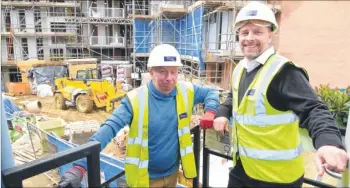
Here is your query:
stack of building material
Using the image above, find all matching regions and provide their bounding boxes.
[102,126,129,159]
[101,65,114,79]
[67,120,100,145]
[116,64,132,84]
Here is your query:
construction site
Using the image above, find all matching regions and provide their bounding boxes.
[1,0,350,187]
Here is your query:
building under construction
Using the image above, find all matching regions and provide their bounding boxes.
[1,0,281,91]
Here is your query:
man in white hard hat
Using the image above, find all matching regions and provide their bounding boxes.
[58,44,219,187]
[213,1,349,187]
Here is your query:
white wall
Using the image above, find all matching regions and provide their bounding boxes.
[220,11,233,50]
[81,1,89,13]
[43,38,50,60]
[41,8,49,33]
[83,24,89,36]
[10,10,19,32]
[97,1,105,8]
[112,0,120,8]
[1,38,8,62]
[208,13,218,50]
[27,37,38,59]
[1,11,5,31]
[25,10,35,33]
[202,16,208,50]
[13,37,22,60]
[114,25,120,38]
[98,25,106,44]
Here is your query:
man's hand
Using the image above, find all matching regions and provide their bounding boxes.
[200,110,216,129]
[57,166,85,188]
[213,117,229,136]
[315,145,349,176]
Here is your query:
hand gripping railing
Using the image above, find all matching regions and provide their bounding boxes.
[2,141,101,187]
[201,126,348,188]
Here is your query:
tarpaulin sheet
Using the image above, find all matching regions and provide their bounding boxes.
[133,7,205,69]
[27,66,67,93]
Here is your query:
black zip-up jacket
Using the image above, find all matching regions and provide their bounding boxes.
[215,62,344,149]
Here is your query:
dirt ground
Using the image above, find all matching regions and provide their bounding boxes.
[9,94,340,187]
[11,95,117,187]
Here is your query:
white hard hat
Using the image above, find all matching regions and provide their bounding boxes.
[147,44,183,68]
[234,1,278,33]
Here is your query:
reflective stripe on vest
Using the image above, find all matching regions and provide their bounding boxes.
[178,81,189,112]
[177,83,194,159]
[125,157,149,168]
[178,126,190,137]
[128,138,148,147]
[176,81,197,178]
[125,82,197,187]
[180,145,194,157]
[231,54,305,183]
[125,86,149,187]
[232,111,297,126]
[254,56,288,114]
[239,143,303,161]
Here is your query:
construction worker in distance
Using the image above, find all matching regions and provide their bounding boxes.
[213,1,349,187]
[57,44,219,188]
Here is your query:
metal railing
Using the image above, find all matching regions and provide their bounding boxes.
[1,24,77,33]
[1,0,77,3]
[89,7,125,18]
[1,52,130,63]
[125,4,151,16]
[201,127,348,187]
[99,125,200,187]
[125,1,191,17]
[90,36,125,46]
[47,11,84,17]
[1,0,79,7]
[2,141,101,187]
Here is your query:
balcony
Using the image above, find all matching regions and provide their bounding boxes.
[89,36,125,47]
[1,24,76,37]
[89,7,125,19]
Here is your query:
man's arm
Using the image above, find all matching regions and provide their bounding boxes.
[193,84,220,112]
[73,97,133,168]
[267,63,343,149]
[192,84,220,129]
[214,91,233,120]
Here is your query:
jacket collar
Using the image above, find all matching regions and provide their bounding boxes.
[147,80,177,99]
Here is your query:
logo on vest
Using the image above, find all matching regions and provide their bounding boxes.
[246,89,256,96]
[179,112,188,119]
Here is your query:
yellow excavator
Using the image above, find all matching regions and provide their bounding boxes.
[54,68,128,113]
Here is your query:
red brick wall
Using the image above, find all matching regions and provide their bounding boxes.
[277,1,350,88]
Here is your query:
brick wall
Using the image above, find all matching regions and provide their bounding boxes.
[277,1,350,88]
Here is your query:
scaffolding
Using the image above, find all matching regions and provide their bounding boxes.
[130,0,281,89]
[130,0,229,88]
[1,0,132,65]
[1,0,282,89]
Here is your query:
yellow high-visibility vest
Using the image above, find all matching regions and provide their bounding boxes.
[231,54,308,183]
[125,81,197,187]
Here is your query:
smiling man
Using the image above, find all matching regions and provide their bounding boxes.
[57,44,219,188]
[213,1,349,187]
